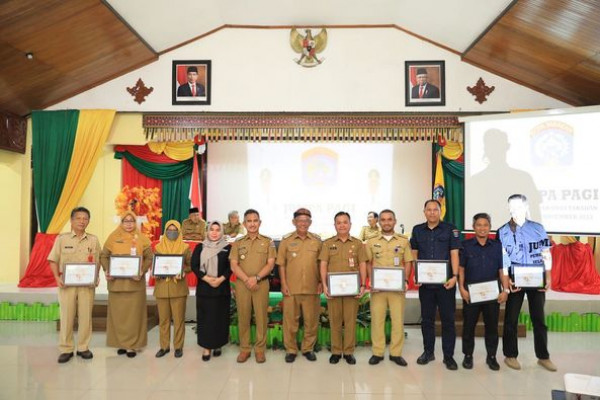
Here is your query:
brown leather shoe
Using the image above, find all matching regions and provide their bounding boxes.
[237,351,251,363]
[255,352,266,363]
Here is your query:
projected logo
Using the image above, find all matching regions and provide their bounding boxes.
[301,147,338,186]
[530,121,573,167]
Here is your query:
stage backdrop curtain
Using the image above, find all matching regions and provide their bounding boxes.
[147,141,194,161]
[435,142,464,232]
[20,110,115,288]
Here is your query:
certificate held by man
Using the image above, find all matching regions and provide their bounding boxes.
[109,255,141,278]
[467,280,501,304]
[63,262,97,287]
[327,271,360,297]
[415,260,449,284]
[372,267,405,291]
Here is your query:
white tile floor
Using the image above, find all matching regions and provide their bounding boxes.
[0,322,599,400]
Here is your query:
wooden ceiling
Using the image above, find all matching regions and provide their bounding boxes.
[463,0,600,106]
[0,0,599,117]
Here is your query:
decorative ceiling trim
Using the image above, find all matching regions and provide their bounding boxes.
[143,113,463,143]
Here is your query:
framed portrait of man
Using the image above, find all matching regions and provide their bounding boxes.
[405,60,445,107]
[172,60,211,105]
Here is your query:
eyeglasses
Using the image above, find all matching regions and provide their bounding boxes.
[122,220,136,224]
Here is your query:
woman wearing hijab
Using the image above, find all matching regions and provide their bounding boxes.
[191,221,232,361]
[153,220,192,358]
[100,211,153,358]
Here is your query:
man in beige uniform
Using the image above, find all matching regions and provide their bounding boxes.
[277,208,322,363]
[230,209,276,363]
[223,210,245,238]
[366,209,413,366]
[48,207,100,363]
[320,211,367,365]
[358,211,381,242]
[181,207,206,241]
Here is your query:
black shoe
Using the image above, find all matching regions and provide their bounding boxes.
[369,355,383,365]
[76,350,93,360]
[462,355,473,369]
[486,355,500,371]
[285,353,297,363]
[202,352,211,361]
[117,349,127,355]
[155,348,170,358]
[126,351,137,358]
[57,352,74,364]
[443,356,458,370]
[302,351,317,361]
[174,349,183,358]
[329,354,341,364]
[213,348,222,357]
[343,354,356,365]
[417,351,435,365]
[389,356,408,366]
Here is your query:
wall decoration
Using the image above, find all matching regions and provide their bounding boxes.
[467,77,495,104]
[126,78,153,104]
[290,28,327,67]
[405,61,445,107]
[172,60,211,105]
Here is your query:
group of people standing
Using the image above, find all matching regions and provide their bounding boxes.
[48,194,556,374]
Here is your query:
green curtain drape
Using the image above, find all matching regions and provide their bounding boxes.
[32,110,79,232]
[161,173,192,228]
[114,151,192,179]
[434,143,465,232]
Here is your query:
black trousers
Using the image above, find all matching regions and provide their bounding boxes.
[462,300,499,357]
[503,289,549,359]
[419,286,456,357]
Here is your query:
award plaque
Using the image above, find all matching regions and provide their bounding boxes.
[327,272,360,297]
[468,280,501,304]
[63,263,97,287]
[152,254,184,277]
[511,264,546,288]
[109,255,141,278]
[415,260,450,284]
[372,267,405,292]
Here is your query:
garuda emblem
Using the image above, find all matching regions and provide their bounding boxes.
[290,28,327,67]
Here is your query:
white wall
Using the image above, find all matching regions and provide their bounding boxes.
[50,27,568,112]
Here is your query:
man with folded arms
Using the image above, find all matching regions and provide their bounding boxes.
[230,209,276,363]
[365,209,413,366]
[277,208,322,363]
[48,207,100,363]
[458,213,509,371]
[319,211,367,365]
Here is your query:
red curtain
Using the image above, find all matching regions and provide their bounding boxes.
[551,242,600,294]
[18,233,59,287]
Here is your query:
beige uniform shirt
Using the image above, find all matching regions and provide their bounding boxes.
[48,232,101,272]
[276,232,322,294]
[359,226,381,242]
[319,235,367,273]
[181,218,206,241]
[365,233,413,267]
[223,222,244,236]
[230,234,276,276]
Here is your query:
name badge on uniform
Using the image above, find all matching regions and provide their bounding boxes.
[348,250,355,268]
[394,246,400,266]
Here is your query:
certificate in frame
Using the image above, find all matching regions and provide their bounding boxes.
[327,271,360,297]
[152,254,184,277]
[372,267,405,292]
[109,255,141,278]
[415,260,450,284]
[63,262,97,287]
[467,280,501,304]
[511,264,546,289]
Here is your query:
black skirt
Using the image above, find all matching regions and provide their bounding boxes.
[196,295,231,349]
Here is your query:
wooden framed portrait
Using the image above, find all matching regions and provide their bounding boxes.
[405,60,445,107]
[172,60,211,105]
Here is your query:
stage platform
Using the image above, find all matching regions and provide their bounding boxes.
[1,282,599,324]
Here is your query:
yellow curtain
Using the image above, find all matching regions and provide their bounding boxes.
[46,110,116,233]
[441,141,463,160]
[147,141,194,161]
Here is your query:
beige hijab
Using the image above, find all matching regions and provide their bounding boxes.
[104,210,151,255]
[155,220,188,254]
[199,221,228,277]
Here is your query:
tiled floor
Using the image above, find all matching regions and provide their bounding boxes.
[1,322,599,400]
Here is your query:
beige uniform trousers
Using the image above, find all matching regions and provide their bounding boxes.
[327,296,359,355]
[236,280,269,352]
[58,286,95,353]
[370,291,406,357]
[157,297,187,350]
[283,294,320,354]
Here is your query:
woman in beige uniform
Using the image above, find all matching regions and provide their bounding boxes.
[153,220,192,358]
[100,211,153,358]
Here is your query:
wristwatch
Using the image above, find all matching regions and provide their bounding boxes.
[503,288,510,294]
[255,275,261,282]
